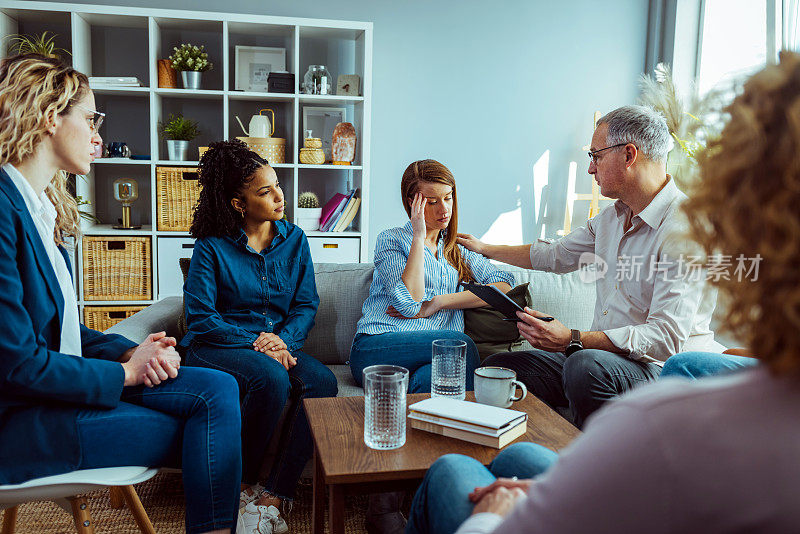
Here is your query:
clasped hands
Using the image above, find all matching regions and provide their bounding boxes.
[253,332,296,370]
[121,331,181,388]
[469,477,531,517]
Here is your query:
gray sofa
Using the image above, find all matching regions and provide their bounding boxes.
[108,263,598,397]
[107,263,597,474]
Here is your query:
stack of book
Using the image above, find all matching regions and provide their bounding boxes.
[88,76,143,88]
[408,398,527,449]
[318,188,361,232]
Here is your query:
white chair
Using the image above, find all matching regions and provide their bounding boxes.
[0,466,158,534]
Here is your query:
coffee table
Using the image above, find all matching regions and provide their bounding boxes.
[303,392,580,534]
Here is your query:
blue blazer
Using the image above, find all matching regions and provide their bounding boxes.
[0,169,137,485]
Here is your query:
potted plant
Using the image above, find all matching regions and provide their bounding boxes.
[168,43,213,90]
[5,31,70,59]
[158,114,200,161]
[296,191,322,232]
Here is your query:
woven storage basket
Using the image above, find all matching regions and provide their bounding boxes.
[84,306,145,331]
[157,166,201,231]
[236,136,286,164]
[299,148,325,164]
[82,236,152,300]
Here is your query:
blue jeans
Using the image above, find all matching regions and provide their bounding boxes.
[349,330,480,393]
[185,343,337,499]
[406,442,558,534]
[483,348,661,428]
[76,367,241,534]
[661,351,758,379]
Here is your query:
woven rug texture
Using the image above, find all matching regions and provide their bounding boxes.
[1,472,392,533]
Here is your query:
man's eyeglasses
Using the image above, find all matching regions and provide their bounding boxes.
[587,143,628,164]
[72,104,105,132]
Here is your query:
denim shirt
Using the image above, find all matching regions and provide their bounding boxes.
[356,221,515,335]
[182,220,319,352]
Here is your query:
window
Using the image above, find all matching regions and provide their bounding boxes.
[696,0,768,94]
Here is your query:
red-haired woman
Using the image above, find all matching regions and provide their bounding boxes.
[349,159,514,393]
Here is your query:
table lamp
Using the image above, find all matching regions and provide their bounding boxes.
[112,177,141,229]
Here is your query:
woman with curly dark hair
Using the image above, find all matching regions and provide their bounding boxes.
[182,139,337,534]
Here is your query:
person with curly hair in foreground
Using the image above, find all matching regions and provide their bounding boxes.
[407,52,800,534]
[181,139,337,534]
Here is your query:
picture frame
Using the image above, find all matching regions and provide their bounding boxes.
[336,74,361,96]
[234,45,286,92]
[302,106,346,162]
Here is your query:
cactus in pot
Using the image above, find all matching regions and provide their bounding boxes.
[296,191,322,232]
[298,192,320,209]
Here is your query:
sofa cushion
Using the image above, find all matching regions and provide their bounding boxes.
[500,266,596,331]
[464,283,530,360]
[303,263,374,365]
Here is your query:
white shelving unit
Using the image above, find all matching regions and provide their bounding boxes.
[0,1,372,316]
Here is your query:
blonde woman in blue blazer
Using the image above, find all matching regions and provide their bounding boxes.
[0,54,242,534]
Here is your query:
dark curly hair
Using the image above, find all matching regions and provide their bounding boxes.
[190,139,269,238]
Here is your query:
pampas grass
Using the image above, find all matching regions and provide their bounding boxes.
[639,63,730,190]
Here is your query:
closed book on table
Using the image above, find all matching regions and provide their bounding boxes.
[409,418,527,449]
[408,398,527,434]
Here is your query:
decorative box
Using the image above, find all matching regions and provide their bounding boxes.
[268,71,294,93]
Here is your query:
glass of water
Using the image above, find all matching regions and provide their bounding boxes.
[431,339,467,400]
[363,365,409,450]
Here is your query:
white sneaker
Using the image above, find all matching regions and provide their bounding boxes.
[239,501,289,534]
[239,484,265,512]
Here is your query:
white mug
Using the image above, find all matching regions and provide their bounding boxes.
[474,367,527,408]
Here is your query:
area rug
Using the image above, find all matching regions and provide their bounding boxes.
[1,472,397,533]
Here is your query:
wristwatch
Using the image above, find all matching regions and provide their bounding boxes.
[565,329,583,356]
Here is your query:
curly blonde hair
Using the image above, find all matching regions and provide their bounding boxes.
[0,54,89,244]
[683,51,800,376]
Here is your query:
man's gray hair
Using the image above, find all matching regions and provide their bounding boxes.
[596,105,673,163]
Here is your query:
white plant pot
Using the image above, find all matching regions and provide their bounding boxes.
[181,71,202,90]
[296,207,322,232]
[166,140,190,161]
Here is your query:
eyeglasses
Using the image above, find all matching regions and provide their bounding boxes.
[72,104,105,132]
[587,143,628,164]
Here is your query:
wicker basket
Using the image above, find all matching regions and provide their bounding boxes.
[84,306,145,331]
[236,136,286,164]
[82,236,152,300]
[299,148,325,164]
[157,166,201,231]
[303,137,322,149]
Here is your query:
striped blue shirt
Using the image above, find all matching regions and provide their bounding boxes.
[356,221,515,335]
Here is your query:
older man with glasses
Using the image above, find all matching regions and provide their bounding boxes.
[458,105,722,428]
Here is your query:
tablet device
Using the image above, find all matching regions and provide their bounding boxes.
[461,282,554,322]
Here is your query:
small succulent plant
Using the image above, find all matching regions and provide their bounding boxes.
[298,191,320,209]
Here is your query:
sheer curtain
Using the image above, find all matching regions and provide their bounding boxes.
[784,0,800,52]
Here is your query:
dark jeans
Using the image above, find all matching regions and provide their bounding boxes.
[76,367,241,534]
[406,442,559,534]
[185,343,337,499]
[483,348,661,428]
[349,330,480,393]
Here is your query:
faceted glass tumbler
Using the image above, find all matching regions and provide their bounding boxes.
[431,339,467,400]
[363,365,409,450]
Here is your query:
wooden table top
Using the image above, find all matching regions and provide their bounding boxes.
[304,392,580,485]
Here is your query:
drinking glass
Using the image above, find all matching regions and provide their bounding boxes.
[363,365,409,450]
[431,339,467,400]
